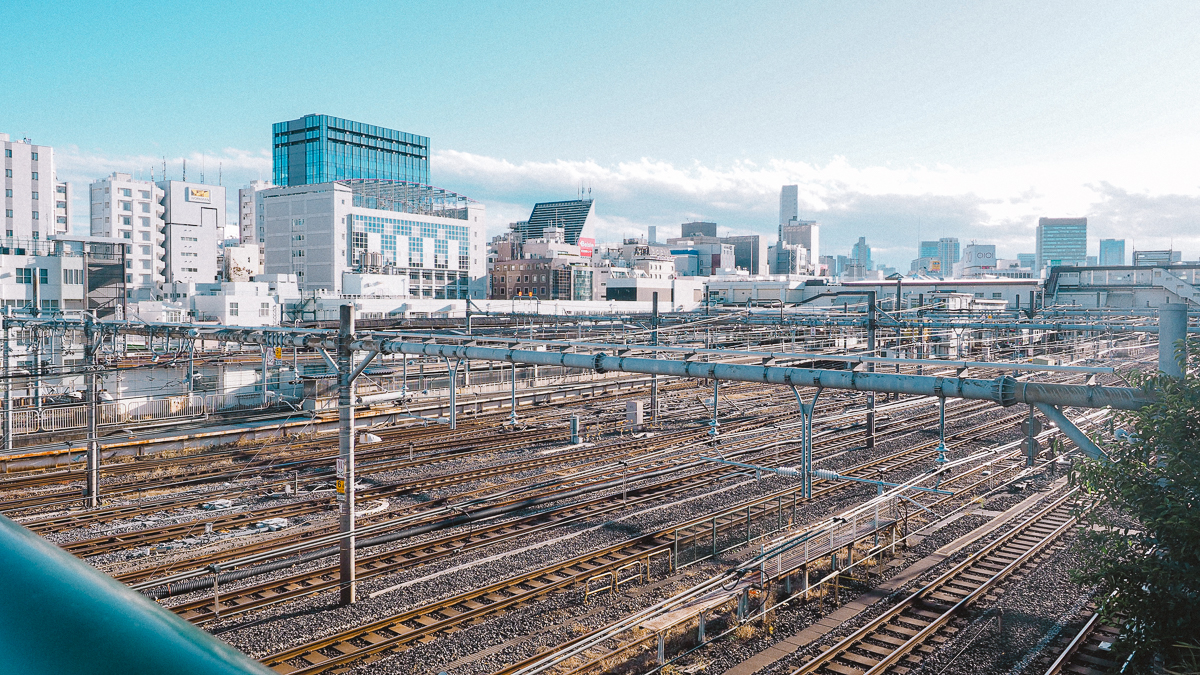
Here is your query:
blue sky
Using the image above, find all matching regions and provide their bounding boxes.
[5,1,1200,268]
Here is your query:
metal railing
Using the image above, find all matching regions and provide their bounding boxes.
[6,393,274,435]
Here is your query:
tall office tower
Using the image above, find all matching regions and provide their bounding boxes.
[647,225,657,244]
[851,236,872,270]
[779,185,799,225]
[919,240,940,259]
[936,237,960,276]
[681,221,717,238]
[1036,217,1087,271]
[272,114,429,187]
[781,220,819,260]
[157,181,225,285]
[90,173,166,301]
[3,133,71,241]
[1099,238,1126,266]
[1017,253,1036,269]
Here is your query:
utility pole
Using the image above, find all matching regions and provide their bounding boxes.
[3,313,12,453]
[337,304,357,605]
[651,292,659,424]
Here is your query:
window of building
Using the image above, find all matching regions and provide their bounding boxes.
[259,303,270,317]
[4,210,10,218]
[122,231,131,239]
[63,269,83,284]
[31,191,39,200]
[31,152,38,161]
[16,269,32,284]
[4,190,10,197]
[140,232,150,241]
[139,217,149,226]
[120,201,132,211]
[141,275,151,283]
[229,302,239,317]
[5,230,11,237]
[31,172,38,180]
[41,299,58,312]
[56,201,66,208]
[57,185,66,194]
[181,252,197,257]
[3,170,10,177]
[120,216,130,226]
[125,260,132,269]
[182,267,198,273]
[31,232,39,240]
[3,149,9,157]
[992,292,1003,299]
[56,216,66,224]
[141,260,150,269]
[140,203,149,213]
[31,211,38,220]
[39,269,48,284]
[292,250,305,257]
[140,246,151,255]
[120,188,131,197]
[181,236,197,242]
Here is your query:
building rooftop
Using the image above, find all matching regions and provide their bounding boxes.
[341,179,475,220]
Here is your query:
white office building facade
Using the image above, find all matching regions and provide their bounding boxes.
[159,181,224,286]
[4,133,71,243]
[90,173,166,300]
[259,180,486,298]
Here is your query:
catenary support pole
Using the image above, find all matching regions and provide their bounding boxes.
[445,357,459,430]
[85,317,100,508]
[866,291,876,448]
[790,386,822,499]
[3,315,11,453]
[710,378,720,436]
[651,291,659,424]
[260,344,269,408]
[510,361,518,425]
[337,304,357,605]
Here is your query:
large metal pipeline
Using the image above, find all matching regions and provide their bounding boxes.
[337,339,1152,411]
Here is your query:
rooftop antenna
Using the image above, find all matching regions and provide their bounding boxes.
[163,157,167,181]
[218,162,222,186]
[200,154,205,183]
[182,159,187,181]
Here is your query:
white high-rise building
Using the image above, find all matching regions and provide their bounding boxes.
[3,133,71,242]
[238,180,272,245]
[238,180,272,275]
[90,172,166,301]
[158,181,224,286]
[779,185,799,225]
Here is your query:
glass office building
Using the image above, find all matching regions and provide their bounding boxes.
[272,114,429,187]
[1099,238,1126,266]
[1036,217,1088,271]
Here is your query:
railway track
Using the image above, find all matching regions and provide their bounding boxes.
[127,395,1008,591]
[791,489,1081,675]
[1042,606,1123,675]
[242,410,1031,673]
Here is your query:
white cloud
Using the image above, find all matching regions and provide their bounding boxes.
[435,147,1200,266]
[53,143,1200,266]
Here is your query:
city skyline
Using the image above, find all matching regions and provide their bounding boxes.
[6,2,1200,268]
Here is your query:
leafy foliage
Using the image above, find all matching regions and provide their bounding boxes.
[1073,339,1200,671]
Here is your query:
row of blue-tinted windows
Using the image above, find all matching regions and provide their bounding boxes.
[352,215,467,241]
